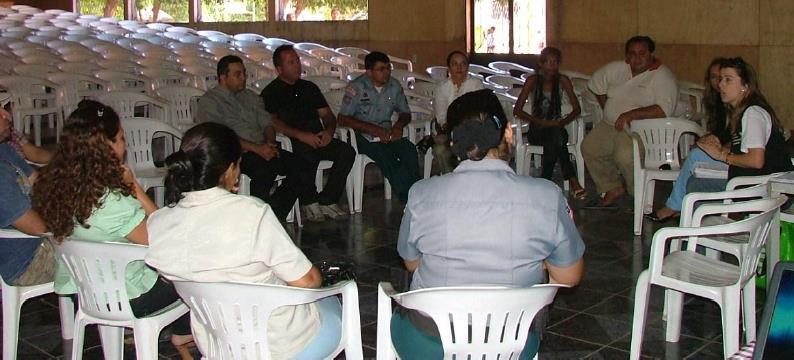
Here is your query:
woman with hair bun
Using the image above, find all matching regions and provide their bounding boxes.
[145,122,342,359]
[32,100,193,358]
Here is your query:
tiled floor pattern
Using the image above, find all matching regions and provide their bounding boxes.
[1,180,756,359]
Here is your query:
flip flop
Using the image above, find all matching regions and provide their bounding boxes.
[571,188,587,200]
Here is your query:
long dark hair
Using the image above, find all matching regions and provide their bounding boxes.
[532,47,562,120]
[32,100,130,241]
[703,57,729,143]
[720,57,783,132]
[164,122,242,206]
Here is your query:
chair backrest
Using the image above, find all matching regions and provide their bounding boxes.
[55,239,147,321]
[99,91,167,120]
[122,117,182,171]
[173,280,358,359]
[630,118,705,170]
[680,183,771,227]
[305,75,348,92]
[384,283,564,358]
[425,65,448,81]
[156,85,205,128]
[489,61,534,78]
[679,196,785,286]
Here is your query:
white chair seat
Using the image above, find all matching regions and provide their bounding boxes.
[661,251,739,287]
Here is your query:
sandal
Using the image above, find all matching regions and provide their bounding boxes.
[571,188,587,200]
[581,198,619,210]
[644,211,680,223]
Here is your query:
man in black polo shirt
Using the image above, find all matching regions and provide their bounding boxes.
[261,45,355,221]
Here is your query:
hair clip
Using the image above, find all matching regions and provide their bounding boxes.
[490,115,503,129]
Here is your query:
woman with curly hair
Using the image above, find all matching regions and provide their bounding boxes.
[31,100,193,359]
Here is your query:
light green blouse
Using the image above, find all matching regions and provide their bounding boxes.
[54,190,158,299]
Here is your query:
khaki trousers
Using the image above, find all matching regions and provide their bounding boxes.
[581,121,636,195]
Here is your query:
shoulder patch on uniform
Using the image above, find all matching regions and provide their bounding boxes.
[345,84,357,97]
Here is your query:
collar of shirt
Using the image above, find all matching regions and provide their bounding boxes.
[177,187,233,207]
[454,158,515,174]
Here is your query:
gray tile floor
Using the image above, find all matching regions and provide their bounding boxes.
[2,178,754,359]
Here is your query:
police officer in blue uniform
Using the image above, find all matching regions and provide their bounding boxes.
[338,51,420,202]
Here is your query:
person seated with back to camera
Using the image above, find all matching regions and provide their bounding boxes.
[145,122,343,359]
[393,89,585,359]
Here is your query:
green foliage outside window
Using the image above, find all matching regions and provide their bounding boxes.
[78,0,124,18]
[201,0,268,22]
[135,0,190,22]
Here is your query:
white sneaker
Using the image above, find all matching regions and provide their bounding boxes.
[303,203,325,222]
[319,204,349,220]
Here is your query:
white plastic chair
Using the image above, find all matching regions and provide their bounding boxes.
[55,239,189,360]
[630,196,785,359]
[232,33,266,42]
[139,68,192,89]
[485,74,524,91]
[155,85,205,130]
[376,282,565,360]
[305,75,348,92]
[47,72,110,116]
[631,118,705,235]
[0,230,74,360]
[174,280,363,360]
[122,118,183,207]
[98,91,168,121]
[425,65,448,81]
[336,46,369,60]
[0,75,64,145]
[294,41,328,52]
[489,61,535,78]
[469,63,507,79]
[95,70,152,93]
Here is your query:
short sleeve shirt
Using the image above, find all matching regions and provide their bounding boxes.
[339,74,410,132]
[0,143,42,283]
[397,159,585,290]
[588,61,678,126]
[196,86,273,144]
[54,190,156,299]
[261,78,328,134]
[145,187,318,359]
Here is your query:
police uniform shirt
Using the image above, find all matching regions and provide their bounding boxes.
[339,74,410,140]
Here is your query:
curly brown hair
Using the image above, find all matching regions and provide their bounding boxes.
[32,100,132,241]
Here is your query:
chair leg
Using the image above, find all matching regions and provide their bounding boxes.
[742,281,757,343]
[98,325,124,360]
[132,323,161,360]
[384,178,391,200]
[353,158,364,213]
[346,173,355,214]
[630,271,651,360]
[58,295,75,340]
[633,177,645,235]
[423,152,432,179]
[664,289,684,342]
[70,317,88,360]
[721,295,741,357]
[2,286,21,360]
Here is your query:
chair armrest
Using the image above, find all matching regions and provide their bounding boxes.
[681,184,769,227]
[0,229,41,239]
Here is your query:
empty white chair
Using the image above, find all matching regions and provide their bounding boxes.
[13,63,59,77]
[233,33,266,42]
[56,239,189,360]
[376,282,565,360]
[294,41,328,52]
[631,118,705,235]
[98,91,167,120]
[95,70,152,93]
[156,85,205,130]
[485,74,524,91]
[0,75,64,145]
[489,61,535,78]
[174,280,363,360]
[469,63,507,78]
[0,229,74,360]
[425,65,448,81]
[630,196,785,359]
[139,68,192,89]
[47,72,110,116]
[121,118,183,206]
[304,75,348,92]
[336,46,369,60]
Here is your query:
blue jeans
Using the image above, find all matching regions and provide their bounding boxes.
[665,148,725,211]
[293,297,343,359]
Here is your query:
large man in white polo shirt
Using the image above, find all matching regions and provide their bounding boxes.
[581,36,678,208]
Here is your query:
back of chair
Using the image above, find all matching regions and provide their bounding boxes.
[99,91,166,120]
[174,280,358,359]
[393,284,564,358]
[689,196,785,286]
[55,239,147,321]
[122,117,182,171]
[631,118,704,170]
[156,85,204,128]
